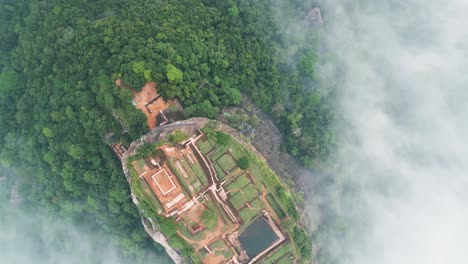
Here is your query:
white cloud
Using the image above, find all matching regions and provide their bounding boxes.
[310,1,468,263]
[0,201,131,264]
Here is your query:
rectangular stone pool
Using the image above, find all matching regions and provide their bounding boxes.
[238,217,279,258]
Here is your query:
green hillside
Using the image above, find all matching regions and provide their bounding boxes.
[0,0,332,262]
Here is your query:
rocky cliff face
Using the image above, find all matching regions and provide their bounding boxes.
[119,118,210,264]
[117,117,310,263]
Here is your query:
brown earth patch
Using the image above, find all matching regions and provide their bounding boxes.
[115,80,170,129]
[133,82,159,129]
[182,202,206,225]
[203,253,226,264]
[137,162,188,215]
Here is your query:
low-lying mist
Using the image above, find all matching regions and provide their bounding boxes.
[302,0,468,263]
[0,172,137,264]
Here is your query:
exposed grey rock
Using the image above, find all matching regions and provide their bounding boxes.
[306,7,323,26]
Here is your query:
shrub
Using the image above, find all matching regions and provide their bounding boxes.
[168,130,187,143]
[201,208,217,229]
[215,132,230,147]
[238,157,250,170]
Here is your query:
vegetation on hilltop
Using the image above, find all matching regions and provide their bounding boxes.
[127,125,312,263]
[0,0,333,262]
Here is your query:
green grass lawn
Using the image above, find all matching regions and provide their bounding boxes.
[226,139,245,160]
[213,163,227,179]
[198,249,208,262]
[191,180,202,193]
[196,140,213,155]
[229,192,246,210]
[180,159,196,179]
[202,130,306,262]
[242,184,259,202]
[239,207,261,224]
[134,159,146,171]
[247,162,265,187]
[221,248,234,259]
[235,173,251,188]
[209,239,225,250]
[177,220,206,242]
[249,197,265,209]
[210,148,225,160]
[217,154,237,171]
[225,179,242,192]
[167,158,194,196]
[178,160,203,193]
[138,178,164,213]
[261,243,292,264]
[278,254,294,264]
[168,104,180,113]
[209,239,234,259]
[191,163,208,185]
[206,195,234,232]
[266,194,286,218]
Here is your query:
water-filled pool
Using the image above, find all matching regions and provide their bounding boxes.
[238,217,279,258]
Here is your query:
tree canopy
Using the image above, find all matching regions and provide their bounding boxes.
[0,0,334,262]
[201,208,217,229]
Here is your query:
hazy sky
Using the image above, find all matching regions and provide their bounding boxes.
[311,1,468,263]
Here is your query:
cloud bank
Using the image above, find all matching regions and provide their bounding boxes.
[304,1,468,263]
[0,175,139,264]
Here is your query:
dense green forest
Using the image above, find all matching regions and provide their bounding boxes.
[0,0,335,262]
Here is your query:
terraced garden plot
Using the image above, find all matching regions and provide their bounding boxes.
[133,159,146,172]
[176,159,203,193]
[227,168,244,179]
[247,162,265,185]
[261,243,292,264]
[266,194,286,218]
[218,204,233,226]
[196,139,213,155]
[125,128,311,264]
[138,177,164,213]
[216,154,237,172]
[214,163,227,179]
[234,173,251,188]
[179,159,195,178]
[166,158,193,196]
[243,184,260,202]
[210,148,225,160]
[224,139,245,160]
[277,253,295,264]
[209,239,234,259]
[177,194,233,252]
[239,207,261,225]
[229,192,246,210]
[198,249,208,262]
[225,178,242,191]
[190,163,208,185]
[249,197,265,209]
[206,195,233,232]
[191,181,202,193]
[177,220,205,243]
[248,170,265,190]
